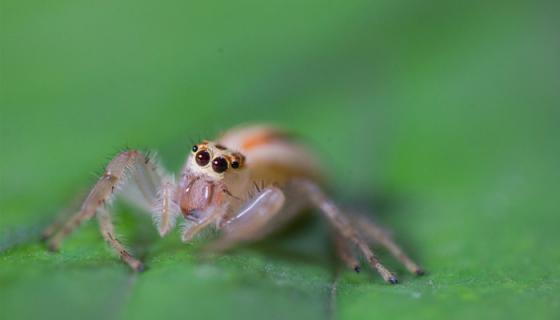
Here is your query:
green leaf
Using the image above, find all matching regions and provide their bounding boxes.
[1,1,559,319]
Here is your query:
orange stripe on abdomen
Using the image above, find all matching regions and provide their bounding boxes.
[240,131,287,150]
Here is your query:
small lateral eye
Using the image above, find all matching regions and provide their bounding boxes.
[195,150,210,166]
[231,160,240,169]
[212,157,228,173]
[192,145,198,152]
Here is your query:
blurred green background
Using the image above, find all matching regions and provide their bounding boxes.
[1,0,559,319]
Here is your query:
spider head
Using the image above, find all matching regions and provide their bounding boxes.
[178,141,247,216]
[187,141,246,180]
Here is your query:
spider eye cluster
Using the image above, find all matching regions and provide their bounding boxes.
[192,144,243,173]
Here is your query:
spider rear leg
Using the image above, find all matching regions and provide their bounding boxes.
[332,231,361,273]
[353,215,424,276]
[290,179,398,284]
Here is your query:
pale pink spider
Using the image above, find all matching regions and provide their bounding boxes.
[42,124,424,284]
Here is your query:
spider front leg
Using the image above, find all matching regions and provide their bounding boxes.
[290,179,399,284]
[41,190,88,241]
[97,206,143,271]
[153,179,180,237]
[43,150,166,271]
[181,205,229,242]
[205,186,286,252]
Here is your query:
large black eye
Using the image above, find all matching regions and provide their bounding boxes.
[212,157,228,173]
[195,150,210,166]
[192,145,198,152]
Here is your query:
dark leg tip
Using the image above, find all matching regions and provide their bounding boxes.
[353,265,361,273]
[135,263,146,273]
[46,243,59,252]
[415,269,425,276]
[388,276,399,284]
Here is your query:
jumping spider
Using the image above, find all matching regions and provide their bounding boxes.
[42,124,424,284]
